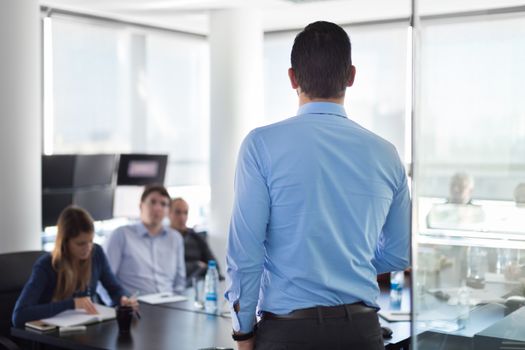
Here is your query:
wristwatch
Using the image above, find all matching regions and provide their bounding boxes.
[231,330,255,341]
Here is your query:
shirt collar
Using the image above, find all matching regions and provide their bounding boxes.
[296,102,347,119]
[136,222,167,237]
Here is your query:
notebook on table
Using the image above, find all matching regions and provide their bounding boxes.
[38,304,116,328]
[25,320,57,332]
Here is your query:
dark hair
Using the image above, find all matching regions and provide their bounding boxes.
[140,184,170,202]
[52,206,94,300]
[291,21,352,99]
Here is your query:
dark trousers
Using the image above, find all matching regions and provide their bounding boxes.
[254,308,385,350]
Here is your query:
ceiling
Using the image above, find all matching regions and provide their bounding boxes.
[39,0,525,35]
[38,0,410,34]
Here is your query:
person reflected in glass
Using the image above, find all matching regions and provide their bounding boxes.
[427,172,485,230]
[514,183,525,208]
[168,197,222,286]
[12,206,137,328]
[104,184,186,295]
[500,183,525,281]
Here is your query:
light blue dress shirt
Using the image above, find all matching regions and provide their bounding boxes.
[104,222,186,295]
[225,102,410,333]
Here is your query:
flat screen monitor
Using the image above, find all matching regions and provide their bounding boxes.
[42,188,115,228]
[42,154,117,189]
[74,188,114,222]
[42,192,73,228]
[117,154,168,186]
[42,155,75,189]
[74,154,116,187]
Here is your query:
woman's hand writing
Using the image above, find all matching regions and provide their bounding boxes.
[74,297,98,314]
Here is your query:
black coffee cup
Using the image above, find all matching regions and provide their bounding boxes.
[116,305,134,333]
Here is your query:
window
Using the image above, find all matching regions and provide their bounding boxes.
[344,24,409,163]
[418,14,525,200]
[413,8,525,349]
[51,17,131,154]
[47,15,210,187]
[145,33,209,186]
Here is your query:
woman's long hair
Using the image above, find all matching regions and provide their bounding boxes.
[51,206,94,301]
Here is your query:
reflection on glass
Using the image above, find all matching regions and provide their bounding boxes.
[415,245,525,341]
[417,12,525,201]
[515,183,525,207]
[466,246,486,289]
[426,173,485,231]
[413,3,525,349]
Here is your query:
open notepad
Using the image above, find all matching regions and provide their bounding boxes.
[40,304,116,328]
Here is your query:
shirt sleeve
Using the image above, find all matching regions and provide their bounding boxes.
[104,228,124,275]
[12,260,74,328]
[225,132,270,334]
[372,159,411,274]
[173,233,187,294]
[96,245,127,305]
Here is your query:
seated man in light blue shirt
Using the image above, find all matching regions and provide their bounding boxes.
[104,184,186,295]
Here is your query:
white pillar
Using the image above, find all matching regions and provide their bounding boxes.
[208,8,264,267]
[129,34,148,151]
[0,0,42,253]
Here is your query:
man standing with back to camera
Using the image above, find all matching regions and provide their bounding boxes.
[226,21,410,350]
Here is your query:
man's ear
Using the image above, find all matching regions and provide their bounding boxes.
[347,65,356,87]
[288,67,299,89]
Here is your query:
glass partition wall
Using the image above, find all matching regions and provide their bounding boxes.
[412,2,525,349]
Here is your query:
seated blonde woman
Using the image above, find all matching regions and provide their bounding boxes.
[12,206,137,327]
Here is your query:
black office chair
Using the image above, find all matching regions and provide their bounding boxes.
[0,250,46,350]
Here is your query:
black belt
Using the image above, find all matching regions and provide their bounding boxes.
[261,303,375,321]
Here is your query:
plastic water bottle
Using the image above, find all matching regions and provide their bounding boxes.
[390,271,404,309]
[204,260,219,314]
[456,284,470,330]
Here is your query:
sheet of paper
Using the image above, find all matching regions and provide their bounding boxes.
[137,292,187,304]
[42,310,97,327]
[93,304,116,321]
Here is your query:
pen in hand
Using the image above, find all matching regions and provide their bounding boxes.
[129,291,141,320]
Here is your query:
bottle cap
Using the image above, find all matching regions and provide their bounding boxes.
[208,260,217,267]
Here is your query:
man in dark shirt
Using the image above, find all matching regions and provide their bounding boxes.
[169,197,221,284]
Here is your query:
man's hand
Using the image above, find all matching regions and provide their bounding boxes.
[74,297,98,314]
[236,337,255,350]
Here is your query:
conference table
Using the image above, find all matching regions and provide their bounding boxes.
[11,289,412,350]
[12,303,236,350]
